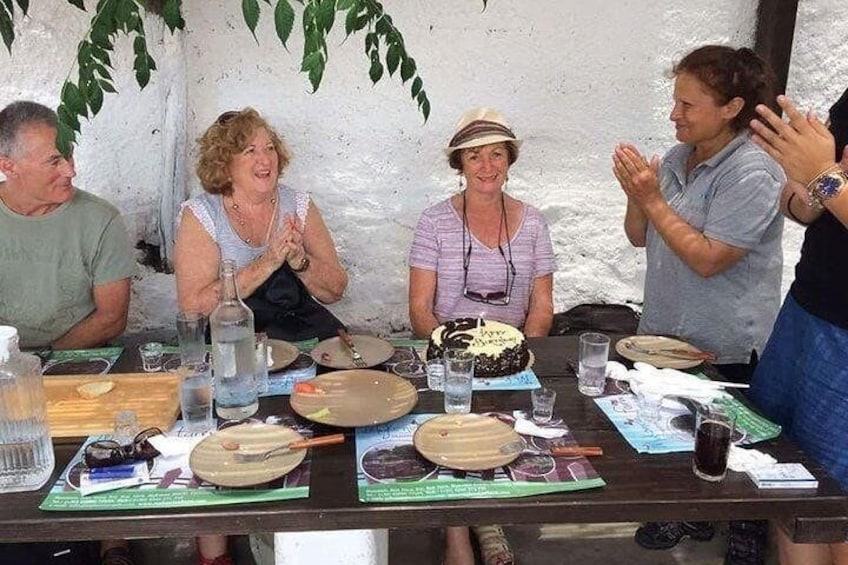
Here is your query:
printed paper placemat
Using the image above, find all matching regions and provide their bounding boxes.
[40,419,312,512]
[595,380,781,455]
[356,412,604,503]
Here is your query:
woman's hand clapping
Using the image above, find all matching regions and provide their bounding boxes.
[265,214,307,271]
[613,143,662,207]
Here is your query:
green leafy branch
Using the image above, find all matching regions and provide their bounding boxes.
[54,0,184,155]
[1,0,487,155]
[241,0,431,119]
[0,0,30,53]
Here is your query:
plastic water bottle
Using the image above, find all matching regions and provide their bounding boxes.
[0,326,55,492]
[210,260,258,420]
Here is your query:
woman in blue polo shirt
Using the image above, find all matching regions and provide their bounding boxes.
[612,45,785,563]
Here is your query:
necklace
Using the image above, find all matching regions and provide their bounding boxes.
[227,195,277,245]
[461,191,508,248]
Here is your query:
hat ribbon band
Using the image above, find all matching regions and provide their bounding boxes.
[449,120,516,148]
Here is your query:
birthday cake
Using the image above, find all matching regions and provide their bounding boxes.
[427,318,529,378]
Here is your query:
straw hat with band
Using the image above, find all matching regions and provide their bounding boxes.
[444,108,523,157]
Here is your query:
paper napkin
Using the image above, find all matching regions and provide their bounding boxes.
[512,412,567,438]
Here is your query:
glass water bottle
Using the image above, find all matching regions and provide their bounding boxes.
[209,260,258,420]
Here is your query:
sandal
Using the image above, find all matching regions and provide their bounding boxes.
[101,546,135,565]
[473,525,515,565]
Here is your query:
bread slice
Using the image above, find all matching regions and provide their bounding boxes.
[76,380,115,399]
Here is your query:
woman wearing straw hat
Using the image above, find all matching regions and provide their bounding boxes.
[408,108,556,565]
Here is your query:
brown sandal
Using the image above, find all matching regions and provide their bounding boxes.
[473,525,515,565]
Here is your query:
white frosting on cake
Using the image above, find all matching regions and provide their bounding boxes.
[431,319,524,356]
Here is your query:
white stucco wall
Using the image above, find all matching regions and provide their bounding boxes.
[1,1,845,335]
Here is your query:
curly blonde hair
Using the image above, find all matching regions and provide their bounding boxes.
[196,107,291,195]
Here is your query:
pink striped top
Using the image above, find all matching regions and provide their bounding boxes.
[409,198,556,329]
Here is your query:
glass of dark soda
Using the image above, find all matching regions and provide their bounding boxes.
[693,404,736,482]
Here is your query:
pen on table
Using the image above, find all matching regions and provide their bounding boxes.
[88,465,138,479]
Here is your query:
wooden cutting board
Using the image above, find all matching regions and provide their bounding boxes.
[44,373,181,437]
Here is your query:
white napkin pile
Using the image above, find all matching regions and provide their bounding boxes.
[727,445,777,472]
[511,410,566,439]
[147,434,206,458]
[606,361,730,404]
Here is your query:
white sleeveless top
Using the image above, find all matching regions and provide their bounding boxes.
[178,183,310,269]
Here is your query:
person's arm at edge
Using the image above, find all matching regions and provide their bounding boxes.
[409,267,439,338]
[751,97,848,228]
[52,278,130,349]
[523,273,553,337]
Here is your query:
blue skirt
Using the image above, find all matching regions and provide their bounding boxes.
[749,294,848,490]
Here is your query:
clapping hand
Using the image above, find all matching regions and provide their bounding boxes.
[612,143,662,206]
[750,96,838,185]
[266,214,306,269]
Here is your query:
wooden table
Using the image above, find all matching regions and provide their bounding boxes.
[1,336,845,544]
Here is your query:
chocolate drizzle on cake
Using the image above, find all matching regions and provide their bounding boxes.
[427,318,529,379]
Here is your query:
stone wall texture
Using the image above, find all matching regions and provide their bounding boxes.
[1,0,845,335]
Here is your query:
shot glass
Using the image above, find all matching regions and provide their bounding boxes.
[178,362,214,434]
[635,387,664,426]
[176,311,207,366]
[254,332,269,396]
[443,349,474,414]
[531,387,557,423]
[139,342,164,372]
[577,332,610,397]
[426,359,445,391]
[113,410,139,444]
[693,404,736,482]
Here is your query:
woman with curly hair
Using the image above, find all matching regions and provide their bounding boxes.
[174,107,348,564]
[175,107,347,344]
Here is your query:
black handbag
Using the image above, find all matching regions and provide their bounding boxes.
[244,263,345,341]
[550,303,640,336]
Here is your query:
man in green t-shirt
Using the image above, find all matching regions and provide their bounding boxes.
[0,100,135,349]
[0,102,137,563]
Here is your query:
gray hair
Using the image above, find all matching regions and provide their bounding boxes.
[0,101,59,158]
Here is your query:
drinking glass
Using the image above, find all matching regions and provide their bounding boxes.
[635,387,664,426]
[176,311,207,366]
[531,387,557,423]
[443,349,474,414]
[139,342,164,372]
[113,410,139,444]
[178,362,214,434]
[426,359,445,391]
[254,332,269,396]
[693,404,736,482]
[577,332,609,396]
